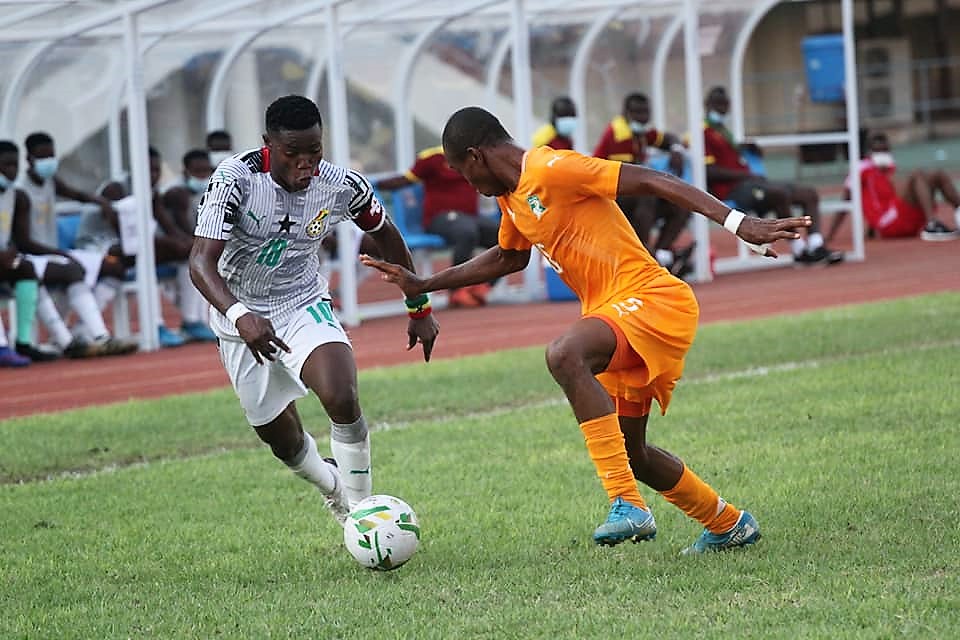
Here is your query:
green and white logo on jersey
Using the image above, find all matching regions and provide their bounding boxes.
[527,194,547,219]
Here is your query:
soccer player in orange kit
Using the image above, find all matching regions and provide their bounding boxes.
[362,107,810,553]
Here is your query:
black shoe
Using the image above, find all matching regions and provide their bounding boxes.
[15,342,61,362]
[63,339,95,359]
[797,246,844,265]
[920,220,958,242]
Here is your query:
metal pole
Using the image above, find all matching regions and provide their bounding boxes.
[729,0,779,141]
[510,0,542,300]
[841,0,864,262]
[325,1,360,327]
[682,0,712,283]
[122,8,160,351]
[652,14,683,132]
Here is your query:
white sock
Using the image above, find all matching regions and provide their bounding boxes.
[807,232,824,251]
[68,282,109,341]
[94,279,119,310]
[655,249,674,267]
[285,431,337,494]
[791,237,807,256]
[330,416,371,506]
[176,264,206,324]
[36,287,74,348]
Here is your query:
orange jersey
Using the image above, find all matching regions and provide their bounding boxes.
[496,146,662,314]
[496,147,699,414]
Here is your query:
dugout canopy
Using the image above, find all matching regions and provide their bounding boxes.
[0,0,863,349]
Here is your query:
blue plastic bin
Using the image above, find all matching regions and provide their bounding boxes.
[802,34,845,103]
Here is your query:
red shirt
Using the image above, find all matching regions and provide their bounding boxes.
[592,116,665,164]
[532,123,573,150]
[703,123,749,200]
[405,147,478,227]
[848,159,899,231]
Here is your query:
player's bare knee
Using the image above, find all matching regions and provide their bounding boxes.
[317,383,360,424]
[544,339,580,384]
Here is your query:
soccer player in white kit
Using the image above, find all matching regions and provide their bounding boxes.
[189,95,440,524]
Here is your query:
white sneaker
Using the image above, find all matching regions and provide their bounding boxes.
[322,457,350,525]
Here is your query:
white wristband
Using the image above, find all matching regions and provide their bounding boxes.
[225,302,251,327]
[670,142,686,155]
[723,209,746,234]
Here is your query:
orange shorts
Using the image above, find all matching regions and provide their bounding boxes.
[586,275,699,416]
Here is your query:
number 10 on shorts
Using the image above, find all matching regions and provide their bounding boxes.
[305,300,338,328]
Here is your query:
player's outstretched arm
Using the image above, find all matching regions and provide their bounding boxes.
[189,237,289,364]
[361,245,529,298]
[616,163,811,257]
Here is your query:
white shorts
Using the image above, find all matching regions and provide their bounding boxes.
[213,298,352,427]
[25,249,104,288]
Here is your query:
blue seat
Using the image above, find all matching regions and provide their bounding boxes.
[645,153,693,184]
[377,183,446,250]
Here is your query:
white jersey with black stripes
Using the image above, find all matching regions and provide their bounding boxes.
[194,147,385,327]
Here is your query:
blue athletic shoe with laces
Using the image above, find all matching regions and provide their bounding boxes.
[158,325,186,348]
[593,497,657,546]
[682,510,761,555]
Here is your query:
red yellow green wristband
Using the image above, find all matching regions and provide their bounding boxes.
[405,294,431,318]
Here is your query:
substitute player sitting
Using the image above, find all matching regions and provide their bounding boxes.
[363,107,808,553]
[190,95,439,525]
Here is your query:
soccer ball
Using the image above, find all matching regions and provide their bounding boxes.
[343,494,420,570]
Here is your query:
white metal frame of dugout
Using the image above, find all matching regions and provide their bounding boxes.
[0,0,863,351]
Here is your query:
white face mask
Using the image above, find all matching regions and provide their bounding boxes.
[0,174,11,190]
[33,157,59,179]
[554,116,578,138]
[707,110,727,125]
[209,151,232,166]
[870,151,894,168]
[629,120,649,135]
[186,175,210,194]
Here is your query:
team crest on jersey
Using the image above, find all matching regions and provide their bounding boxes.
[527,195,547,219]
[306,209,330,237]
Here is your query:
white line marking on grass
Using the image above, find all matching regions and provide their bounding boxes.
[12,339,958,485]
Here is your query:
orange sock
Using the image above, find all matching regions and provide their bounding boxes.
[580,414,647,508]
[659,464,740,533]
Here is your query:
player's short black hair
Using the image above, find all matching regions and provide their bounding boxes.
[25,131,53,154]
[182,148,210,167]
[441,107,512,162]
[265,95,322,134]
[149,146,161,159]
[205,130,232,146]
[624,92,649,109]
[0,140,18,155]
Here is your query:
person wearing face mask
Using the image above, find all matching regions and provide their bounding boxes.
[206,130,234,168]
[702,86,843,264]
[532,96,578,150]
[830,131,958,242]
[162,149,217,341]
[2,139,135,359]
[593,93,691,275]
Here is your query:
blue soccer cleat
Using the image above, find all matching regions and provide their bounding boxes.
[593,497,657,546]
[682,510,761,555]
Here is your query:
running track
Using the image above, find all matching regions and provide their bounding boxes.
[1,235,957,419]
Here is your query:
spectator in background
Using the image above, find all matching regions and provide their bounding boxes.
[206,130,234,167]
[594,93,691,275]
[830,131,958,243]
[532,96,578,150]
[376,147,498,308]
[1,140,134,359]
[162,149,217,341]
[702,86,843,264]
[19,132,135,355]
